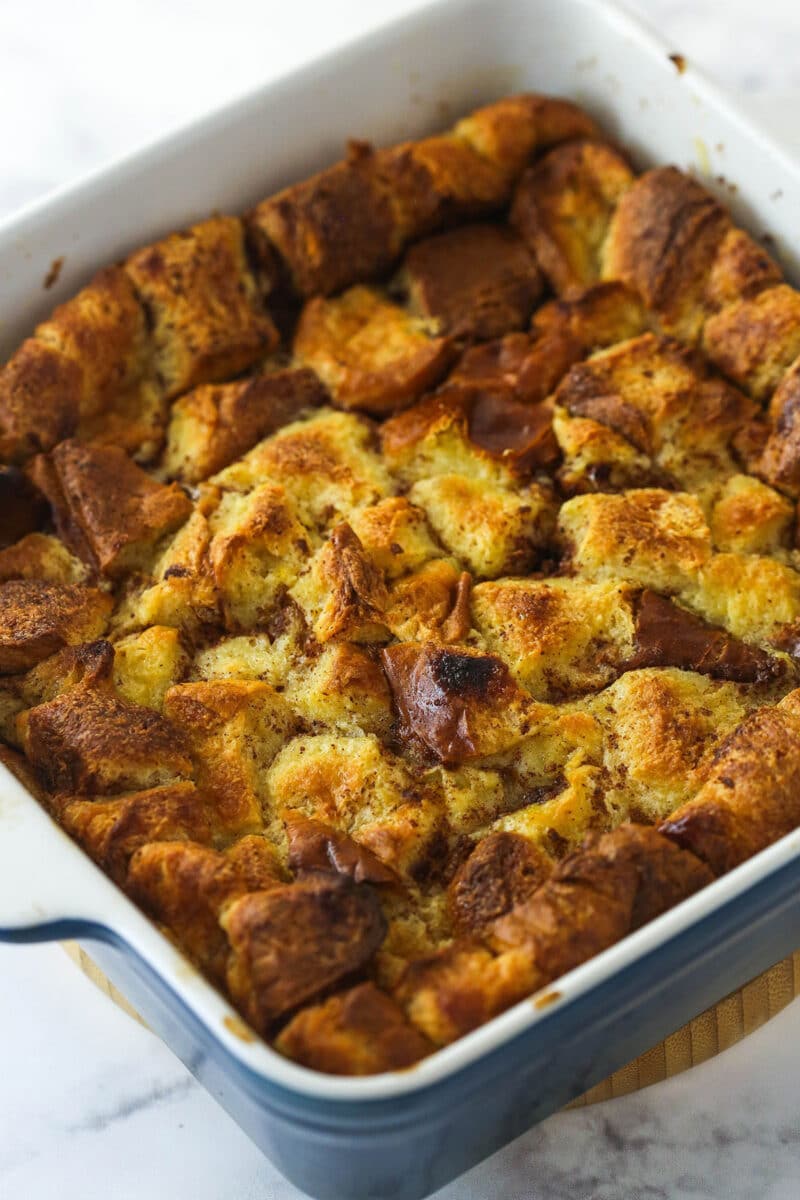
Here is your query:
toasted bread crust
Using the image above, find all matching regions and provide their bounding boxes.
[249,96,596,300]
[402,223,543,340]
[448,832,551,937]
[21,687,192,794]
[31,440,191,577]
[223,878,387,1033]
[126,217,278,397]
[294,286,453,415]
[511,140,634,297]
[276,982,432,1074]
[603,167,731,341]
[488,824,712,978]
[59,782,211,882]
[0,579,111,673]
[163,367,326,483]
[660,697,800,873]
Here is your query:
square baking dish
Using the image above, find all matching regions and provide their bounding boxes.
[3,1,800,1196]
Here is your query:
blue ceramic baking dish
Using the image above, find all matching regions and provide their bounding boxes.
[3,1,800,1195]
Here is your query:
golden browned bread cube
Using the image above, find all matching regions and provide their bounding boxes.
[0,533,88,587]
[215,408,392,533]
[703,284,800,401]
[472,576,636,700]
[293,286,452,415]
[207,482,311,630]
[164,680,297,836]
[394,941,537,1045]
[31,440,192,578]
[684,551,800,646]
[58,781,212,882]
[559,489,713,591]
[384,560,473,644]
[222,877,387,1033]
[112,626,189,710]
[275,982,433,1074]
[709,473,794,552]
[553,408,657,496]
[17,638,115,708]
[348,497,440,581]
[454,94,600,180]
[587,668,752,823]
[380,385,558,487]
[553,333,755,492]
[126,217,278,397]
[372,133,508,244]
[113,508,219,635]
[1,267,152,458]
[161,366,326,484]
[401,223,542,340]
[660,694,800,873]
[268,732,444,881]
[602,167,731,341]
[20,686,192,794]
[284,641,394,737]
[35,267,151,415]
[704,227,782,312]
[31,266,164,456]
[128,835,285,979]
[248,141,401,299]
[410,473,554,579]
[511,139,634,297]
[0,579,112,673]
[0,339,81,461]
[291,523,389,644]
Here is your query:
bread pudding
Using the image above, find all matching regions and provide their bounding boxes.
[3,92,800,1075]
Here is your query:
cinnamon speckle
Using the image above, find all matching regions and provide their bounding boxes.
[43,256,65,290]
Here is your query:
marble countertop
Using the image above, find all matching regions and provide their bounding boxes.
[1,2,800,1198]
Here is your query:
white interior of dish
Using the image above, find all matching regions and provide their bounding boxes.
[2,0,800,1100]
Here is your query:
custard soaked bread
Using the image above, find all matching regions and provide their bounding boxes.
[4,93,800,1075]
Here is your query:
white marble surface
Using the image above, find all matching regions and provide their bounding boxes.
[2,1,800,1197]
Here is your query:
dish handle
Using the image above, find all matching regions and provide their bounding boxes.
[0,763,110,941]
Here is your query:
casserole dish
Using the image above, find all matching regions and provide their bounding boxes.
[3,0,800,1195]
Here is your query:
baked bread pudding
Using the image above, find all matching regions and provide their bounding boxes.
[3,92,800,1075]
